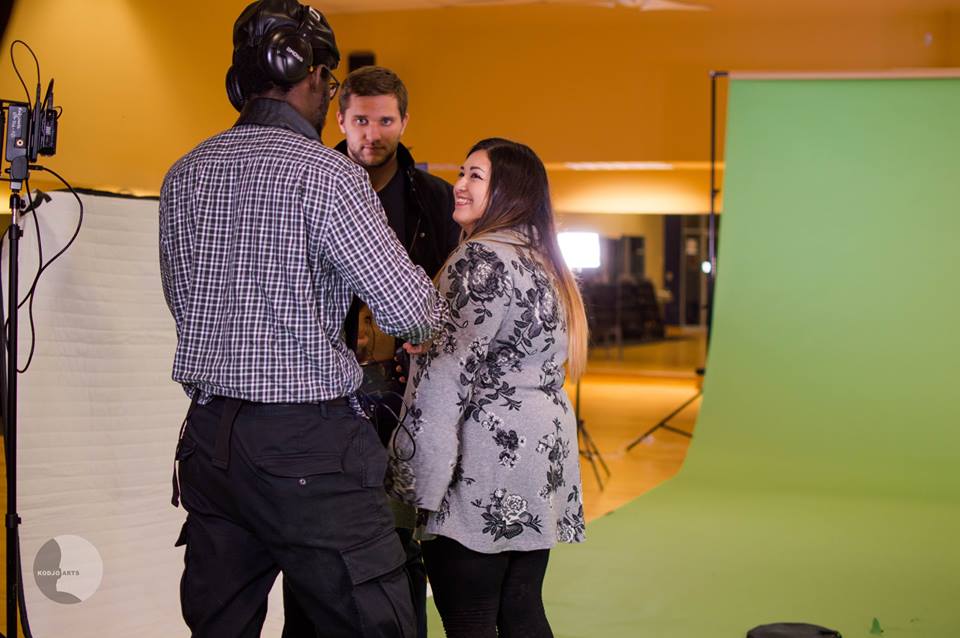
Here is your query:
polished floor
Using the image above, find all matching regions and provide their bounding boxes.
[574,374,701,522]
[575,328,705,521]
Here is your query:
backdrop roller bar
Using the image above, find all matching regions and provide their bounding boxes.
[626,70,727,451]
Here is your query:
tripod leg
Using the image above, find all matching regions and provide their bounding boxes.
[579,420,610,476]
[661,424,694,438]
[573,379,611,488]
[626,421,661,452]
[625,390,702,452]
[578,422,605,491]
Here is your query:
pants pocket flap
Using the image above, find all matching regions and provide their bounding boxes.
[174,521,189,547]
[341,532,406,586]
[175,435,197,461]
[253,453,342,477]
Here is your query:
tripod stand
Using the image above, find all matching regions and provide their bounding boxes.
[625,382,700,451]
[627,71,726,455]
[575,378,610,490]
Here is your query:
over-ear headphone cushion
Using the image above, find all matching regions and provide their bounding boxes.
[228,0,340,108]
[225,66,245,111]
[261,26,313,85]
[233,0,339,68]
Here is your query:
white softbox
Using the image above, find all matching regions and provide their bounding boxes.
[5,191,286,637]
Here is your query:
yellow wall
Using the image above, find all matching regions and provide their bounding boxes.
[950,10,960,65]
[0,1,241,194]
[330,7,949,164]
[329,5,947,215]
[0,1,954,206]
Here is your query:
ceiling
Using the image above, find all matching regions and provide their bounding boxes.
[318,0,960,16]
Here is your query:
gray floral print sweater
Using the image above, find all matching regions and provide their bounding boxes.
[387,230,585,553]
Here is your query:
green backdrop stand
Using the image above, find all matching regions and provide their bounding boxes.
[430,74,960,637]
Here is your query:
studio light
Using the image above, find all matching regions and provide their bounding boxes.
[558,231,601,270]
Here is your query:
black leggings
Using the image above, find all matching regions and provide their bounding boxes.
[422,535,553,638]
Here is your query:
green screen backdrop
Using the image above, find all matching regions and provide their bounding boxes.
[430,76,960,637]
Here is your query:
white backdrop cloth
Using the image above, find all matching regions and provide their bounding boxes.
[6,191,286,637]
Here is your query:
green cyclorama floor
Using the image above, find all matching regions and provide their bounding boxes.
[428,486,960,637]
[549,487,958,637]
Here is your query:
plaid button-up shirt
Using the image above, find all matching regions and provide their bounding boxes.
[159,98,447,403]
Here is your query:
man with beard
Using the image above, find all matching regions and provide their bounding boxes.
[159,2,446,636]
[336,66,459,383]
[282,65,459,638]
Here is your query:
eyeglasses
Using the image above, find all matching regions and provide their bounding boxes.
[321,67,340,99]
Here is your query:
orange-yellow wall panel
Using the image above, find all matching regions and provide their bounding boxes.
[949,10,960,65]
[330,6,948,165]
[0,1,952,204]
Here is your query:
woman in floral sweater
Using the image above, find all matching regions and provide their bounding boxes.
[387,138,588,638]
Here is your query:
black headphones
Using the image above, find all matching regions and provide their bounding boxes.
[226,0,339,112]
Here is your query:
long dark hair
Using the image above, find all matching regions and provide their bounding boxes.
[463,138,588,379]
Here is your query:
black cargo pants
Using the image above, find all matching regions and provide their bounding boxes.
[173,396,416,638]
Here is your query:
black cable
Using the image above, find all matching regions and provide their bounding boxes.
[1,190,49,376]
[17,169,83,374]
[19,278,38,374]
[368,389,417,462]
[353,380,417,462]
[28,169,82,286]
[9,40,39,107]
[14,189,49,314]
[12,187,46,378]
[1,172,83,374]
[13,186,42,376]
[17,188,43,310]
[21,187,44,312]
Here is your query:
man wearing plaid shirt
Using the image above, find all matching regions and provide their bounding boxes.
[159,1,444,636]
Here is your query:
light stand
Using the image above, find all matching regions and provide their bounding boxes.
[626,70,727,451]
[574,374,610,490]
[558,232,611,490]
[4,192,24,638]
[1,42,61,637]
